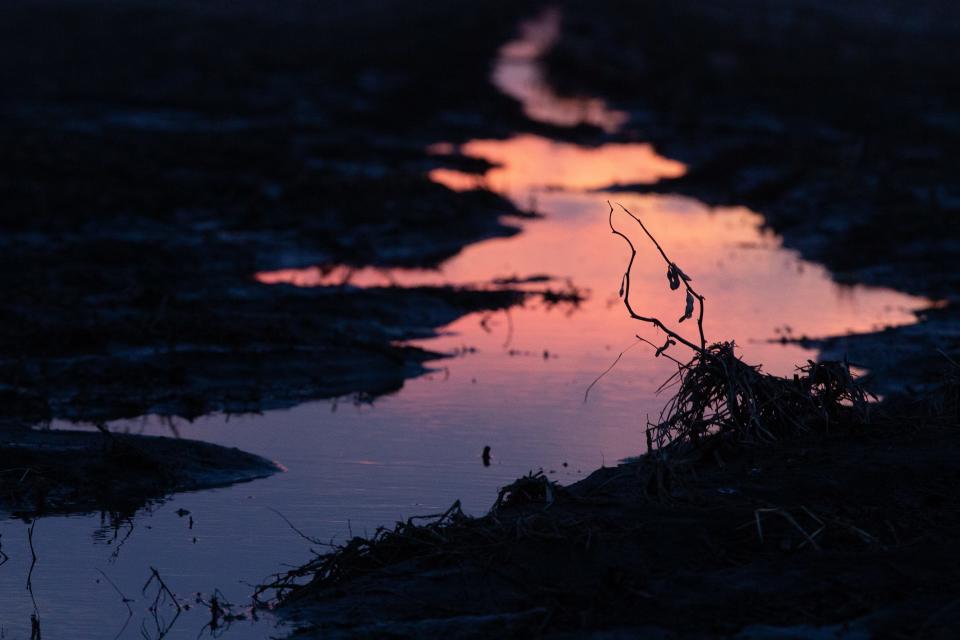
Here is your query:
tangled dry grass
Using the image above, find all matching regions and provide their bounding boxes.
[255,472,570,605]
[254,501,474,602]
[603,201,874,457]
[646,344,873,455]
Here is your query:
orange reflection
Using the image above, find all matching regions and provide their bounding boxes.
[257,5,930,385]
[425,194,926,376]
[428,134,686,194]
[427,168,487,193]
[492,8,628,133]
[255,265,441,288]
[258,188,927,379]
[246,6,932,499]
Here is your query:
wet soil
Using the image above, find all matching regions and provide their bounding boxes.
[0,424,280,517]
[0,282,523,424]
[2,0,959,632]
[277,416,960,639]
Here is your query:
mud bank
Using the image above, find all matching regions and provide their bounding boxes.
[269,405,960,638]
[1,283,524,424]
[0,424,280,517]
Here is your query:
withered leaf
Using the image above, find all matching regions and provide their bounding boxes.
[678,291,695,323]
[667,264,681,290]
[655,338,677,357]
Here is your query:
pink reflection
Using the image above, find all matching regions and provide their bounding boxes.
[255,265,442,288]
[418,194,926,377]
[257,6,929,388]
[427,168,487,193]
[225,8,934,538]
[429,134,685,194]
[259,165,928,382]
[492,8,629,133]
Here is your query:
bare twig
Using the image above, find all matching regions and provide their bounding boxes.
[584,339,642,403]
[754,508,822,551]
[937,348,960,370]
[26,520,39,621]
[97,568,134,640]
[97,569,134,614]
[143,567,181,613]
[141,567,182,639]
[267,507,326,547]
[601,201,871,455]
[609,201,707,352]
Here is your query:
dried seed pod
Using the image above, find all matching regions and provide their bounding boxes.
[679,291,695,323]
[655,338,677,357]
[667,264,681,290]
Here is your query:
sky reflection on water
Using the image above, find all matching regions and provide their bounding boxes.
[0,7,933,639]
[491,8,629,132]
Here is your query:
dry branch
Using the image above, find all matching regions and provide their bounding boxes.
[608,201,707,354]
[604,201,872,456]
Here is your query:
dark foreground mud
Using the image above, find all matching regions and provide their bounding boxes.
[269,401,960,638]
[0,424,280,517]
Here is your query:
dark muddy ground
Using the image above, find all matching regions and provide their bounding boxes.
[0,424,279,517]
[1,283,524,424]
[273,414,960,639]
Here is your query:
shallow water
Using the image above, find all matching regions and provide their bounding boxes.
[0,9,931,639]
[491,8,628,132]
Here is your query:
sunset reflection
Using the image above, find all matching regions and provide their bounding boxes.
[256,3,931,428]
[258,187,927,379]
[428,134,686,194]
[492,8,629,133]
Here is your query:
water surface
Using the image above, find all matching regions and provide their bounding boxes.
[0,8,930,639]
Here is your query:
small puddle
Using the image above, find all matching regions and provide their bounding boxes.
[0,8,932,639]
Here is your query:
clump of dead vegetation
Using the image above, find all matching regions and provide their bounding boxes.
[255,501,473,601]
[647,344,871,453]
[602,202,873,457]
[254,471,572,605]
